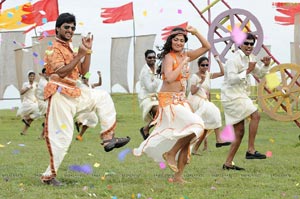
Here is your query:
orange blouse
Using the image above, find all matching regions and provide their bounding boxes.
[161,52,189,81]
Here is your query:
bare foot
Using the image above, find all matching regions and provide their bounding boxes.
[173,177,189,184]
[162,152,178,172]
[192,151,201,156]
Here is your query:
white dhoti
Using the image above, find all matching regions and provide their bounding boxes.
[222,96,257,125]
[133,92,204,162]
[16,101,40,120]
[76,112,98,128]
[42,89,117,180]
[139,94,159,122]
[42,92,78,179]
[37,99,48,116]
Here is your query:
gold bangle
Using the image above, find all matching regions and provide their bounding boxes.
[86,49,93,54]
[191,31,198,35]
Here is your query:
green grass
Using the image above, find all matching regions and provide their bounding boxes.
[0,93,300,199]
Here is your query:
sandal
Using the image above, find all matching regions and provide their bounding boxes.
[139,127,149,140]
[101,136,130,152]
[22,119,30,127]
[162,152,178,172]
[222,164,245,170]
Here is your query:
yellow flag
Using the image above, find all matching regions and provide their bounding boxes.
[0,3,31,30]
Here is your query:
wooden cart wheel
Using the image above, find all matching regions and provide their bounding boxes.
[258,63,300,121]
[208,8,264,63]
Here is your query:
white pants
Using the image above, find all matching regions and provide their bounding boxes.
[41,89,116,180]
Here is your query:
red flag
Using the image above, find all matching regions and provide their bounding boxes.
[21,0,59,33]
[101,2,133,24]
[273,2,300,25]
[161,22,188,40]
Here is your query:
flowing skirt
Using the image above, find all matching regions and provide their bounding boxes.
[133,92,205,162]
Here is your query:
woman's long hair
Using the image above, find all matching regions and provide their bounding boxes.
[156,27,188,76]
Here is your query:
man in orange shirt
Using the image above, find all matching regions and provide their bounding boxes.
[41,13,130,186]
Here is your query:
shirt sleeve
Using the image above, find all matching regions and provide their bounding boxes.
[252,63,269,78]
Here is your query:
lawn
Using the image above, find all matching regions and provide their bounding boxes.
[0,93,299,199]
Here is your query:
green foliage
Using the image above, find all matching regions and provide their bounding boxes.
[0,94,299,199]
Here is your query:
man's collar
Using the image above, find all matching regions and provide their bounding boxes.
[237,49,248,58]
[55,36,72,44]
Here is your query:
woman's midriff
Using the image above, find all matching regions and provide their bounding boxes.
[160,81,184,92]
[158,92,187,107]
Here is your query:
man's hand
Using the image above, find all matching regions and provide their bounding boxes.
[82,32,93,49]
[261,56,271,67]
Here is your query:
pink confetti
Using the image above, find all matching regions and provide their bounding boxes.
[159,162,166,169]
[159,8,163,13]
[43,31,49,37]
[220,125,235,142]
[34,57,39,64]
[230,25,246,45]
[266,151,272,157]
[177,9,182,14]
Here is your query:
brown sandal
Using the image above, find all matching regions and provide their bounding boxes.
[101,136,130,152]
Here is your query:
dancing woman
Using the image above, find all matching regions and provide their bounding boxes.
[134,25,210,183]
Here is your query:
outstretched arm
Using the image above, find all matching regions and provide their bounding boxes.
[211,55,224,79]
[186,25,211,62]
[92,71,102,88]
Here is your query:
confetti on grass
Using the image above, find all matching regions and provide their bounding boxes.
[159,162,166,169]
[69,164,93,174]
[266,151,272,157]
[93,162,100,168]
[118,148,131,161]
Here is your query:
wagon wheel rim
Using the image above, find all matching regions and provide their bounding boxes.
[258,63,300,121]
[208,8,264,63]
